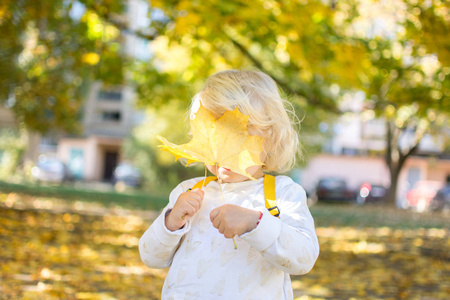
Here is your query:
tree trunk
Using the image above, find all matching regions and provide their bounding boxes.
[384,119,420,207]
[384,119,399,206]
[385,164,400,207]
[23,130,41,164]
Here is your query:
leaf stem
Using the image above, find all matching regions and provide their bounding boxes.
[202,164,207,188]
[216,164,237,250]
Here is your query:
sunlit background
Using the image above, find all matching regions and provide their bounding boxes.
[0,0,449,299]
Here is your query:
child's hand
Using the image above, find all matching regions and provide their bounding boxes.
[210,204,261,238]
[165,188,204,231]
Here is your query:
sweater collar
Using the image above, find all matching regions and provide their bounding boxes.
[209,176,265,191]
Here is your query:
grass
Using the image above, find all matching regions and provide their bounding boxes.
[310,202,449,229]
[1,180,448,230]
[0,180,168,211]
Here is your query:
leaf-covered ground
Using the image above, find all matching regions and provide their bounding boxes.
[0,193,449,300]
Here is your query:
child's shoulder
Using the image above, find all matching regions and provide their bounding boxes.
[274,175,306,196]
[274,174,297,187]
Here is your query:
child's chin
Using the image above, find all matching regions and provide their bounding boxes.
[218,172,247,183]
[217,168,233,176]
[218,173,233,182]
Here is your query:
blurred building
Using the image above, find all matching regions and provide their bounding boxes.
[57,83,144,181]
[47,0,149,182]
[298,96,449,206]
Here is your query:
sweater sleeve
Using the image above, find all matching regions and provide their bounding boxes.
[139,181,194,269]
[239,178,320,275]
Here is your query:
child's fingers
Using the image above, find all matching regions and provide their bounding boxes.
[186,198,201,211]
[213,218,221,231]
[190,188,204,198]
[187,193,203,204]
[210,207,220,223]
[181,197,203,218]
[180,202,198,219]
[172,196,203,223]
[210,210,224,232]
[187,193,204,210]
[184,205,197,217]
[218,223,226,235]
[223,229,235,239]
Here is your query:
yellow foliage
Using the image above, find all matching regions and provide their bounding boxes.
[1,194,449,299]
[152,37,192,72]
[324,43,367,87]
[81,53,100,65]
[156,103,264,179]
[175,13,202,35]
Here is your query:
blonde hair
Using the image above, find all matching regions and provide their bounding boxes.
[189,69,301,173]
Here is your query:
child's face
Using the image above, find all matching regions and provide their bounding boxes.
[206,165,264,183]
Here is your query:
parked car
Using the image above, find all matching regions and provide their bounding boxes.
[406,180,443,212]
[31,156,73,184]
[356,182,387,205]
[429,185,450,212]
[315,177,355,202]
[112,163,142,188]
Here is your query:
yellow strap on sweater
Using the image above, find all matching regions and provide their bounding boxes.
[190,176,218,190]
[264,174,280,217]
[189,175,279,217]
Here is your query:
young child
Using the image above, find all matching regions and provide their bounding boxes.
[139,70,319,299]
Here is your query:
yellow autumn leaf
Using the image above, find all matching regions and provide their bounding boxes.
[81,52,100,65]
[155,103,264,179]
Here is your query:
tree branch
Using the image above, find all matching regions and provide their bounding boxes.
[226,34,340,113]
[398,127,423,168]
[107,14,159,41]
[84,3,159,42]
[399,141,420,170]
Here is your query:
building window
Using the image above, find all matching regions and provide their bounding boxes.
[407,167,421,189]
[102,111,121,122]
[342,147,358,156]
[98,90,122,101]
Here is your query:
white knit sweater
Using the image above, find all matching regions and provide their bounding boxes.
[139,175,319,300]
